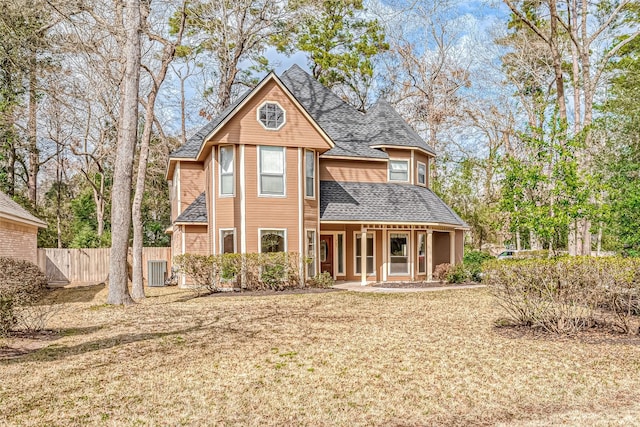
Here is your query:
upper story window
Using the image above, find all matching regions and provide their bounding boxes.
[389,160,409,182]
[305,149,315,198]
[219,145,234,196]
[417,161,426,186]
[259,146,285,196]
[258,102,285,130]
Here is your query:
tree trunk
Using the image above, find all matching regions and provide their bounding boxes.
[132,8,185,300]
[131,95,157,300]
[27,53,39,206]
[108,0,141,306]
[93,173,105,237]
[549,0,567,123]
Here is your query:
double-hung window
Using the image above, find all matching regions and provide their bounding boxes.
[305,149,315,198]
[219,146,234,196]
[389,160,409,182]
[259,146,285,196]
[307,230,316,278]
[417,162,426,186]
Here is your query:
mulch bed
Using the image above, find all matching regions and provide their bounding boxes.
[369,281,478,289]
[207,287,343,298]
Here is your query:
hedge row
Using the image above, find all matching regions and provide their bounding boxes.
[484,257,640,334]
[174,252,332,294]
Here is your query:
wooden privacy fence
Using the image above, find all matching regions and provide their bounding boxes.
[37,247,172,285]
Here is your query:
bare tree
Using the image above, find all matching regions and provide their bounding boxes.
[130,0,187,300]
[108,0,141,306]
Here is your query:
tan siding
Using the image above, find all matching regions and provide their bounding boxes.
[414,151,431,188]
[319,159,387,183]
[385,148,412,160]
[244,145,299,253]
[0,218,39,264]
[433,231,450,270]
[209,80,331,153]
[456,230,464,263]
[185,225,209,255]
[180,162,204,210]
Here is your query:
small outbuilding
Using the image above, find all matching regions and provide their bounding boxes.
[0,191,47,264]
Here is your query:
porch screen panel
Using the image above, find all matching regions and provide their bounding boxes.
[355,233,374,274]
[390,233,409,274]
[337,234,344,274]
[417,233,426,273]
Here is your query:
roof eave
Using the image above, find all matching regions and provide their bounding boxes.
[320,219,468,229]
[0,212,47,228]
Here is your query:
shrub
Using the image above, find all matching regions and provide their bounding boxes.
[174,252,305,294]
[308,271,335,288]
[433,263,451,282]
[0,257,48,336]
[484,257,640,334]
[173,254,217,295]
[463,250,494,282]
[447,264,468,284]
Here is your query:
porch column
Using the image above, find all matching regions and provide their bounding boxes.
[449,230,456,265]
[410,228,415,281]
[382,227,387,282]
[361,228,367,285]
[426,230,433,281]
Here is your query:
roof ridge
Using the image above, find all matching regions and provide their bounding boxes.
[280,65,360,116]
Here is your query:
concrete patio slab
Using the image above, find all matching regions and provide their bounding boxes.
[332,282,486,293]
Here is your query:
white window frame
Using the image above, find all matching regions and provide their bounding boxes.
[353,231,376,276]
[218,145,235,197]
[258,228,288,253]
[305,149,315,199]
[306,229,316,278]
[417,232,426,274]
[219,228,236,254]
[258,146,287,197]
[257,101,286,131]
[388,231,410,276]
[417,161,427,186]
[388,159,409,182]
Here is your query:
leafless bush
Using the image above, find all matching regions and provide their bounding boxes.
[434,263,451,282]
[484,257,640,334]
[0,257,49,336]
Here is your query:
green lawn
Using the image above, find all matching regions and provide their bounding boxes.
[1,285,640,426]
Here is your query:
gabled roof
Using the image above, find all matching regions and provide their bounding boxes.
[175,193,207,224]
[0,191,47,228]
[320,181,467,227]
[169,64,436,162]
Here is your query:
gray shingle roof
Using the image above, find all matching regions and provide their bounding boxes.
[0,190,47,227]
[320,181,467,227]
[365,99,436,155]
[169,65,436,160]
[175,193,207,223]
[279,65,388,159]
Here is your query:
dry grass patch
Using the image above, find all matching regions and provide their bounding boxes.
[1,286,640,426]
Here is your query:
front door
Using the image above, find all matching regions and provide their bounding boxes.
[320,235,333,277]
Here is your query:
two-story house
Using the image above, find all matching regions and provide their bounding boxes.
[166,65,468,285]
